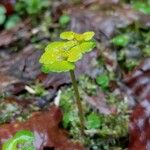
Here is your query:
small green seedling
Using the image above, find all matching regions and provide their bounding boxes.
[132,2,150,15]
[39,31,96,135]
[96,74,110,91]
[5,15,21,30]
[59,15,71,27]
[86,113,102,129]
[2,130,35,150]
[0,5,6,25]
[111,34,129,47]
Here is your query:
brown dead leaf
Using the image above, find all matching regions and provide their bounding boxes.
[124,58,150,150]
[0,19,31,47]
[0,105,85,150]
[69,4,139,38]
[124,58,150,103]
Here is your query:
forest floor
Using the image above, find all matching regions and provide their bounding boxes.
[0,0,150,150]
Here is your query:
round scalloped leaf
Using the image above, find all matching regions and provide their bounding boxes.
[67,48,82,62]
[67,41,96,62]
[45,42,65,52]
[74,33,84,41]
[63,41,78,50]
[83,32,95,41]
[60,31,74,40]
[79,41,96,53]
[39,49,60,64]
[41,61,75,73]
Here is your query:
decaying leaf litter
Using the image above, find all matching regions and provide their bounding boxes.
[0,0,150,150]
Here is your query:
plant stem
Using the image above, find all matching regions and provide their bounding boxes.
[70,70,85,136]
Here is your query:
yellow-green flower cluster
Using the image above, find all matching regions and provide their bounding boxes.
[39,31,96,72]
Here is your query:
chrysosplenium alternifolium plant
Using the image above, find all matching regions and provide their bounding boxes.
[39,31,96,135]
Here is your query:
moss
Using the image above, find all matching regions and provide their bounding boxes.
[60,75,129,149]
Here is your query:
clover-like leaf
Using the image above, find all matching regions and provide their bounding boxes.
[41,61,75,73]
[2,130,35,150]
[60,31,74,40]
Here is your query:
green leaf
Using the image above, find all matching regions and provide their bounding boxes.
[39,31,96,73]
[5,15,21,30]
[0,5,6,25]
[2,130,35,150]
[63,41,78,50]
[60,31,74,40]
[111,34,129,47]
[59,15,70,26]
[40,41,77,64]
[14,130,34,143]
[67,41,96,62]
[83,31,95,41]
[67,49,82,62]
[96,74,110,90]
[39,49,60,64]
[133,2,150,15]
[63,112,71,128]
[0,14,6,25]
[0,5,6,14]
[79,41,96,53]
[45,41,65,52]
[41,61,75,73]
[74,33,84,41]
[143,47,150,57]
[86,113,101,129]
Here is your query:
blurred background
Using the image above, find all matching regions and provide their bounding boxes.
[0,0,150,150]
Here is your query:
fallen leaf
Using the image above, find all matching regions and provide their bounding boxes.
[124,58,150,150]
[0,19,31,47]
[0,105,85,150]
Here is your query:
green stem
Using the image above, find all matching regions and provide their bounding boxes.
[70,70,85,136]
